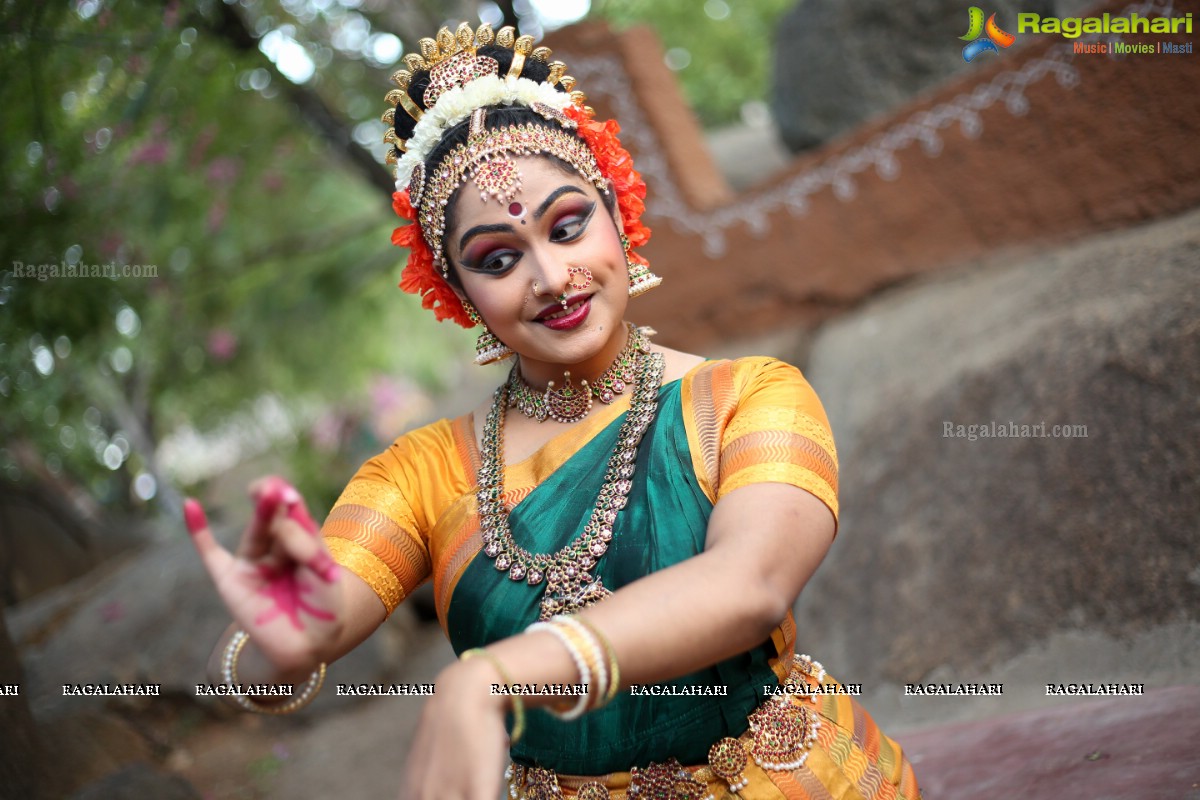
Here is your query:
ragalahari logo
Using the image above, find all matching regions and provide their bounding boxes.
[960,7,1016,62]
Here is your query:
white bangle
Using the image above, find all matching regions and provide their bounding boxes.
[221,629,326,715]
[525,621,591,720]
[550,615,607,709]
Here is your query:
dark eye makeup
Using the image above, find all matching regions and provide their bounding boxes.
[458,200,598,275]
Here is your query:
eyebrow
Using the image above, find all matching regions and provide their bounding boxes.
[534,185,586,220]
[458,223,514,253]
[457,185,589,252]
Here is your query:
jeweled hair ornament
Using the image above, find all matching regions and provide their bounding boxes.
[386,22,658,329]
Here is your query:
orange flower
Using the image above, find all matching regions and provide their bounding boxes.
[392,189,473,328]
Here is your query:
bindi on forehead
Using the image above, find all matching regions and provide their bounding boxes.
[508,201,525,218]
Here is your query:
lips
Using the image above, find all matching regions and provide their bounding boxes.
[536,294,591,331]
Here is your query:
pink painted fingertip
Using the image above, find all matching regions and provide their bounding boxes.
[286,501,319,534]
[255,485,285,524]
[183,498,208,535]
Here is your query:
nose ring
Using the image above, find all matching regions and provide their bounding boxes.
[567,265,593,291]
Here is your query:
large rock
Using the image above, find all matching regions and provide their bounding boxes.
[68,762,202,800]
[797,208,1200,687]
[770,0,1087,151]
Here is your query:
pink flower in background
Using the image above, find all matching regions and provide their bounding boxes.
[163,0,179,28]
[310,410,349,453]
[206,201,227,232]
[189,125,217,167]
[206,156,241,185]
[368,377,431,443]
[128,140,169,166]
[207,329,237,362]
[59,175,80,201]
[99,234,124,256]
[261,172,285,193]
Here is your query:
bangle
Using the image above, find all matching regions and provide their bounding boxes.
[562,615,621,707]
[461,647,525,743]
[524,622,593,720]
[549,616,608,710]
[222,630,326,715]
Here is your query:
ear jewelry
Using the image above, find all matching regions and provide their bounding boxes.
[465,301,514,366]
[621,234,662,297]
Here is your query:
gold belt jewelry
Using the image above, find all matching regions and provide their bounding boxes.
[505,654,827,800]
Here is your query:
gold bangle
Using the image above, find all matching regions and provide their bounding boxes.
[570,616,621,706]
[461,647,525,743]
[222,630,326,715]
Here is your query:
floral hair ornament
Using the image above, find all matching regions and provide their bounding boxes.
[385,22,659,329]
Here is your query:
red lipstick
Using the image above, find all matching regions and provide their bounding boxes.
[536,294,591,331]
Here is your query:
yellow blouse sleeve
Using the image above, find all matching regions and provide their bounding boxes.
[684,357,839,529]
[322,422,453,616]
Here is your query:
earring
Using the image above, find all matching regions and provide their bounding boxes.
[465,301,514,366]
[621,235,662,297]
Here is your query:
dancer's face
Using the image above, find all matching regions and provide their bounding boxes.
[446,155,628,370]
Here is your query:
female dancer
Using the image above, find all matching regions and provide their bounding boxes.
[187,22,921,800]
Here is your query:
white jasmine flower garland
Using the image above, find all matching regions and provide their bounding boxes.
[394,76,573,190]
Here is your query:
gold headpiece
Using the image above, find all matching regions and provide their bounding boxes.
[382,22,598,274]
[381,22,570,163]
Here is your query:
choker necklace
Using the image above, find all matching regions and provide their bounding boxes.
[478,331,665,619]
[507,323,650,424]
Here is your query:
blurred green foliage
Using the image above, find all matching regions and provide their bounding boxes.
[0,0,471,515]
[0,0,787,523]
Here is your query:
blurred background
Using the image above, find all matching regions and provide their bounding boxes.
[2,0,1197,798]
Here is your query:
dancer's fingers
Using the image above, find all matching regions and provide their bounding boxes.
[184,498,234,579]
[287,497,319,535]
[270,505,339,583]
[237,481,286,559]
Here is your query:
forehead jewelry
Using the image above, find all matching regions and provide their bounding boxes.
[469,108,523,204]
[410,114,605,277]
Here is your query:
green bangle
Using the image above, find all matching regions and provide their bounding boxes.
[461,647,525,744]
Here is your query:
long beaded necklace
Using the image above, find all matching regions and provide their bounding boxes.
[477,329,665,619]
[506,324,648,424]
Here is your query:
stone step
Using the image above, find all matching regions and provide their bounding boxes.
[900,685,1200,799]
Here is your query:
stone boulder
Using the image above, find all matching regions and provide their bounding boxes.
[769,0,1093,151]
[797,208,1200,686]
[68,762,202,800]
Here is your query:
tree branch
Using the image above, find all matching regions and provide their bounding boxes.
[200,2,394,197]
